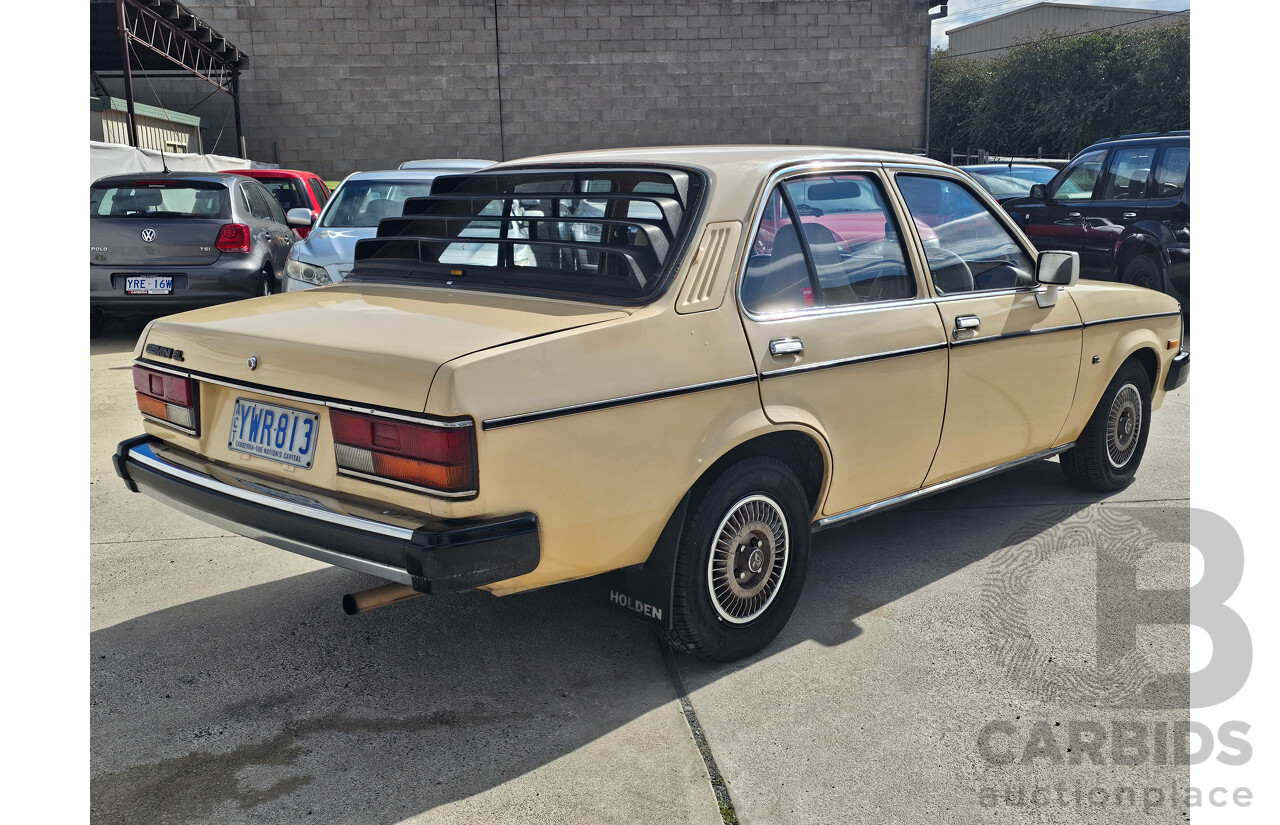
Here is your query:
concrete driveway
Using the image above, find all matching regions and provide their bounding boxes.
[92,316,1190,824]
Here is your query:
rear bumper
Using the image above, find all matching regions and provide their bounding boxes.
[113,436,539,594]
[91,256,265,315]
[1164,350,1190,391]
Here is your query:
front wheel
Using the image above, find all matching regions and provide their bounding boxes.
[668,456,811,661]
[1060,360,1153,492]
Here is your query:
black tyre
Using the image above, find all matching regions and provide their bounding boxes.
[1060,360,1153,492]
[667,456,811,661]
[259,269,275,296]
[1122,253,1164,294]
[90,309,107,338]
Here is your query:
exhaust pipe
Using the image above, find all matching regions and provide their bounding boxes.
[342,582,423,615]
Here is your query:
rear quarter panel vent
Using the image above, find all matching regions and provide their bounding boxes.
[676,221,741,314]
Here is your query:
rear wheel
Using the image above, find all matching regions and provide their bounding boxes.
[667,456,811,661]
[1060,360,1153,492]
[90,308,107,338]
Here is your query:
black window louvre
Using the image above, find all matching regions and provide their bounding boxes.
[343,165,707,305]
[400,193,684,237]
[353,235,659,289]
[377,216,671,262]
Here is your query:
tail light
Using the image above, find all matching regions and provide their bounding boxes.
[330,410,475,495]
[216,223,251,253]
[134,365,198,433]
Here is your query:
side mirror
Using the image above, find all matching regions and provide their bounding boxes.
[1035,250,1079,308]
[287,207,316,228]
[1029,183,1047,201]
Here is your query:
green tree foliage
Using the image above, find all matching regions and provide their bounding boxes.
[929,19,1189,159]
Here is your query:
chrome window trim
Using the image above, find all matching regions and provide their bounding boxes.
[735,162,936,322]
[814,443,1074,532]
[133,359,474,429]
[482,374,757,430]
[128,440,416,540]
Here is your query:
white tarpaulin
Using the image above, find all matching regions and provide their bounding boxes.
[90,141,265,184]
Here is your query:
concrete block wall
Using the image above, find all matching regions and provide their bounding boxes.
[162,1,928,179]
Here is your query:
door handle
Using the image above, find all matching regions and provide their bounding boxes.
[1067,212,1082,219]
[1122,211,1138,219]
[769,337,804,357]
[953,315,980,339]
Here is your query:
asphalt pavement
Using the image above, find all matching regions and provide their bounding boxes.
[91,315,1191,824]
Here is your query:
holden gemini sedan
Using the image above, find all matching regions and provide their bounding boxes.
[115,146,1188,661]
[90,172,295,335]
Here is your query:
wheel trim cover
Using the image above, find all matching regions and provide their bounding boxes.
[706,494,790,625]
[1106,382,1143,469]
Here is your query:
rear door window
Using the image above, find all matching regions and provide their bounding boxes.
[1101,147,1156,201]
[742,172,916,313]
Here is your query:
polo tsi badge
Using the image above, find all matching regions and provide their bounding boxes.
[247,356,258,370]
[140,228,157,243]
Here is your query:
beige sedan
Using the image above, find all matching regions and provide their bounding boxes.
[115,146,1187,661]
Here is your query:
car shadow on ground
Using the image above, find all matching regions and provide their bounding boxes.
[90,460,1117,825]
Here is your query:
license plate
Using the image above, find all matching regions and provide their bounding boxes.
[125,276,173,295]
[228,398,319,469]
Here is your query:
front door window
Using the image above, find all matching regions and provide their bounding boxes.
[895,175,1035,295]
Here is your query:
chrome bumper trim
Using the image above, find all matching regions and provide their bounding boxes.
[127,441,416,541]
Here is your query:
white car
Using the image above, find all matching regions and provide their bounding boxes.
[283,162,493,290]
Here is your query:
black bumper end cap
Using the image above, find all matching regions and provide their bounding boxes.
[406,513,540,595]
[1164,350,1190,391]
[113,434,153,493]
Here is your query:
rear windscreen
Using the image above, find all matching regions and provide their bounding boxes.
[258,179,309,211]
[91,181,230,219]
[349,166,704,304]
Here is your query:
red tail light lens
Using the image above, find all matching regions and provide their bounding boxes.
[133,365,198,433]
[330,410,475,494]
[216,223,251,253]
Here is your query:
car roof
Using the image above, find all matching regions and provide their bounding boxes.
[397,158,495,170]
[91,171,248,187]
[223,168,321,179]
[963,163,1056,172]
[487,145,949,177]
[1084,131,1190,151]
[338,168,482,183]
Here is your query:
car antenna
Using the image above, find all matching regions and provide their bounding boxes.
[159,140,170,175]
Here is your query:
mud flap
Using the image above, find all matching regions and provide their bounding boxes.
[604,493,690,631]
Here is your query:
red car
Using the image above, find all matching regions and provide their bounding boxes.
[222,169,330,238]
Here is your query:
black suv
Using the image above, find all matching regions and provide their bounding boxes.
[1002,131,1189,311]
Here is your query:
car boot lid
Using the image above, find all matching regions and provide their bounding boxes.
[137,284,630,412]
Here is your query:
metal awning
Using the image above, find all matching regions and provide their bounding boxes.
[89,0,249,157]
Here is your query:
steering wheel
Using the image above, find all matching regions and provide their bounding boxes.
[925,248,974,295]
